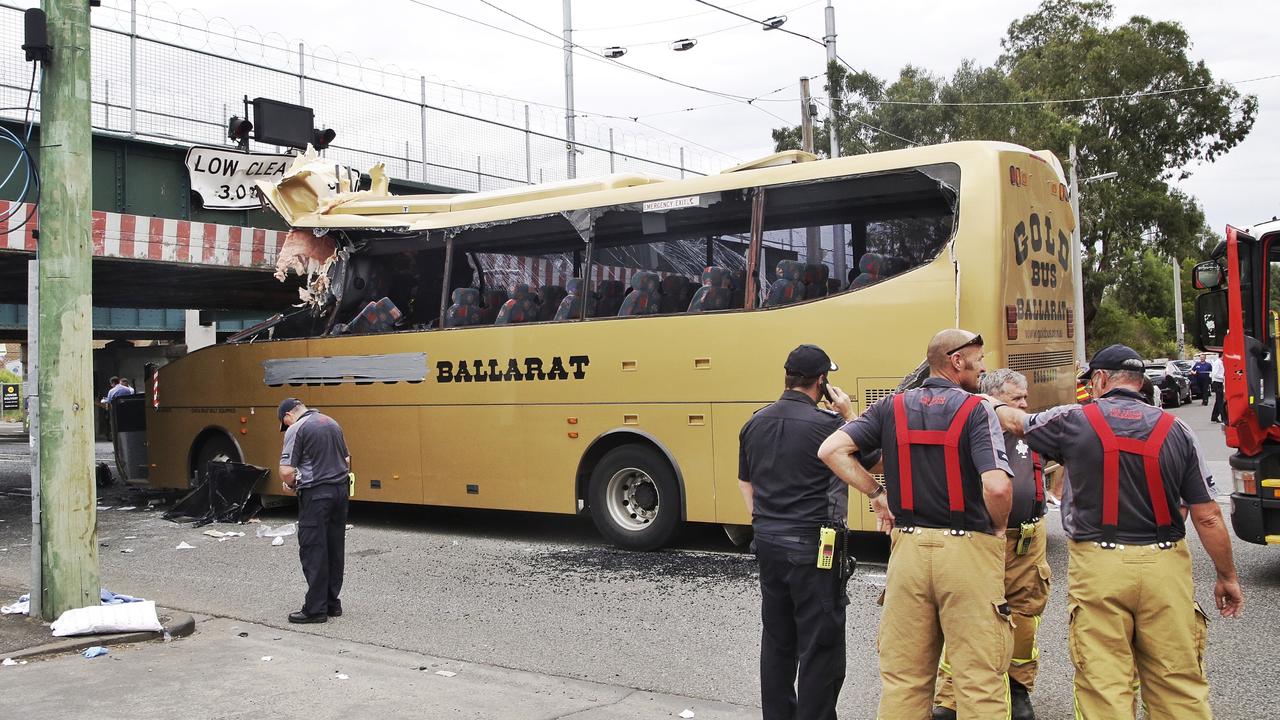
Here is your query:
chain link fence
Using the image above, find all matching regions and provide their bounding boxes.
[0,0,728,193]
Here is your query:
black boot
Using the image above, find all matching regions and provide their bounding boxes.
[1010,679,1035,720]
[930,707,957,720]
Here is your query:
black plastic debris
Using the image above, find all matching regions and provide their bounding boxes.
[163,461,268,527]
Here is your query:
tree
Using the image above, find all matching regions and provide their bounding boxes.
[774,0,1256,342]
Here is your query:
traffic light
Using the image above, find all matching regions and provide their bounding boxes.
[311,128,336,151]
[227,116,253,148]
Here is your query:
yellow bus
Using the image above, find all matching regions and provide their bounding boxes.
[126,140,1077,549]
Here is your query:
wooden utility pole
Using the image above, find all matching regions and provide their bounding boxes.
[800,77,820,264]
[37,0,99,620]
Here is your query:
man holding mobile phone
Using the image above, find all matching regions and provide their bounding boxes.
[738,344,884,720]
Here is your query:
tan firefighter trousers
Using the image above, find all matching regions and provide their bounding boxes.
[935,518,1051,709]
[1067,539,1212,720]
[877,528,1013,720]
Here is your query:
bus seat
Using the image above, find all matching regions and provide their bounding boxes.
[536,285,568,321]
[826,278,841,295]
[687,266,733,313]
[618,272,661,316]
[659,275,694,314]
[850,253,909,289]
[346,297,403,334]
[555,277,595,321]
[444,288,483,328]
[765,260,805,307]
[478,288,509,324]
[495,284,540,325]
[802,264,829,299]
[593,280,626,317]
[730,268,747,309]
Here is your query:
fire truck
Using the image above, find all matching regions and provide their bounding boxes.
[1195,220,1280,545]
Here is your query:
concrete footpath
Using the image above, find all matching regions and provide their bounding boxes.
[2,613,754,719]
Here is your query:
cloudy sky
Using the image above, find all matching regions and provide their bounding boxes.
[88,0,1280,236]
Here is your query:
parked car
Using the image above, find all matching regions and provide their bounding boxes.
[1145,362,1192,407]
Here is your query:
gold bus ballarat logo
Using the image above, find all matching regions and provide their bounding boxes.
[1012,213,1070,289]
[435,355,590,383]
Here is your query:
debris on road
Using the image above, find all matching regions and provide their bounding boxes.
[679,709,696,719]
[175,542,195,550]
[257,523,296,539]
[237,632,249,638]
[120,549,133,554]
[434,670,457,677]
[116,506,137,511]
[2,594,29,615]
[52,600,163,637]
[335,672,350,680]
[2,657,28,666]
[261,656,273,662]
[271,536,284,546]
[345,524,354,530]
[82,647,108,658]
[164,461,267,527]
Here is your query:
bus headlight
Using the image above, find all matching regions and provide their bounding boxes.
[1232,468,1257,496]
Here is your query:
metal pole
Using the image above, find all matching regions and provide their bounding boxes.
[476,156,482,191]
[825,0,846,285]
[562,0,577,179]
[38,0,100,620]
[128,0,137,136]
[1173,257,1185,359]
[608,128,615,174]
[405,141,411,178]
[26,260,40,621]
[524,104,533,185]
[679,147,685,179]
[297,42,306,105]
[1069,143,1086,364]
[420,76,429,183]
[800,78,820,263]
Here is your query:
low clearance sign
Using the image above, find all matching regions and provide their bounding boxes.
[184,146,294,210]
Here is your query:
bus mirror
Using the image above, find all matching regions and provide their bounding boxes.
[1193,261,1224,290]
[1194,290,1227,351]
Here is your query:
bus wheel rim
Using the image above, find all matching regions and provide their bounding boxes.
[605,466,659,532]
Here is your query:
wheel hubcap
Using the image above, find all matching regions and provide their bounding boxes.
[605,466,660,532]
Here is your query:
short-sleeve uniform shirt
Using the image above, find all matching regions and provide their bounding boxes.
[1004,433,1045,528]
[739,390,848,536]
[1022,388,1214,543]
[280,410,351,490]
[841,378,1011,533]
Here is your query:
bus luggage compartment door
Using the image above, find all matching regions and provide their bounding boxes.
[110,394,149,485]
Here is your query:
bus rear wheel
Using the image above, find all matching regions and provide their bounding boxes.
[191,433,240,488]
[588,445,681,551]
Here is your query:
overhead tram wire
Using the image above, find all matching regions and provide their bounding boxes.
[573,0,770,31]
[573,0,823,51]
[469,0,795,125]
[689,0,858,73]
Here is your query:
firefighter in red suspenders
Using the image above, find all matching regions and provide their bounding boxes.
[990,344,1244,719]
[820,329,1015,720]
[931,368,1048,720]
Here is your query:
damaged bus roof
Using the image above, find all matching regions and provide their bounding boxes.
[257,141,1064,234]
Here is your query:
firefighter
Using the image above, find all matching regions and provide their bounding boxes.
[820,329,1014,720]
[989,344,1244,719]
[931,368,1048,720]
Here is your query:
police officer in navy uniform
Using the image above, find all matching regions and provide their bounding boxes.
[279,398,352,624]
[820,329,1014,720]
[738,344,887,720]
[989,344,1243,719]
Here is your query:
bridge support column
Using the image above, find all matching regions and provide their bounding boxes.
[184,310,216,351]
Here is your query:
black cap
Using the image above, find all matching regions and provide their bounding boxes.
[1078,344,1145,381]
[784,344,838,378]
[278,397,303,431]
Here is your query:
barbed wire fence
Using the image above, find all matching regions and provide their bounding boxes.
[0,0,732,194]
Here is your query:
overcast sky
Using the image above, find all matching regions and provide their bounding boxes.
[100,0,1280,237]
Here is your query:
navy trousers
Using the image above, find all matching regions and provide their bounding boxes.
[297,482,349,616]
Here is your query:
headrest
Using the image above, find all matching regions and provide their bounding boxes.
[451,288,480,305]
[630,271,660,292]
[776,259,805,281]
[700,266,732,288]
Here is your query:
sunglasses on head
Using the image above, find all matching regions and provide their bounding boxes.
[946,334,984,356]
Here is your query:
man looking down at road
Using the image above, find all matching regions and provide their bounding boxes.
[987,343,1243,719]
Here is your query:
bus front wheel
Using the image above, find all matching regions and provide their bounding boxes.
[191,433,240,488]
[588,445,681,551]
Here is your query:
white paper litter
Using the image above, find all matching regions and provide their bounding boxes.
[51,600,163,637]
[256,523,296,538]
[124,536,137,539]
[345,524,354,530]
[261,656,273,662]
[2,596,29,615]
[203,530,228,538]
[335,673,350,680]
[175,542,195,550]
[116,506,136,511]
[679,710,696,719]
[271,536,284,547]
[120,549,134,554]
[2,658,18,665]
[434,670,456,677]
